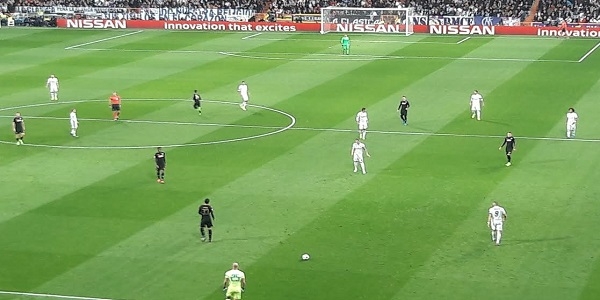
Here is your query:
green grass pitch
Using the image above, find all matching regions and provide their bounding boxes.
[1,28,600,300]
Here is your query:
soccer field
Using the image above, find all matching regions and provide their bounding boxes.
[2,28,600,300]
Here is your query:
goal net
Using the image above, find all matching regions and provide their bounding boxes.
[320,7,414,35]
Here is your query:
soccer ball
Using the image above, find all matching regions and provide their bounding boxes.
[319,30,325,35]
[301,253,310,261]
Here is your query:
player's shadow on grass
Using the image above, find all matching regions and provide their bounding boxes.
[506,236,572,245]
[479,119,511,127]
[524,159,567,165]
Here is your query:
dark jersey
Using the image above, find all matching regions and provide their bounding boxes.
[13,116,24,132]
[501,136,516,150]
[154,151,166,166]
[198,204,215,220]
[398,100,410,111]
[193,93,201,103]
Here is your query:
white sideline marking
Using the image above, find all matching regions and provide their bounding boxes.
[0,290,118,300]
[66,47,576,63]
[248,37,457,44]
[64,30,144,50]
[241,32,262,40]
[456,37,470,44]
[578,40,600,62]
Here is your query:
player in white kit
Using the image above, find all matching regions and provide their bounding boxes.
[470,90,484,120]
[356,107,368,140]
[238,81,249,111]
[351,138,370,174]
[69,109,78,137]
[223,262,246,300]
[487,201,507,246]
[46,74,59,101]
[566,108,578,138]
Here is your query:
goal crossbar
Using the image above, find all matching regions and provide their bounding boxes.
[320,6,415,35]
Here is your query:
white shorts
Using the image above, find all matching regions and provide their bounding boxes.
[567,122,576,131]
[358,122,368,130]
[471,106,480,111]
[353,154,364,163]
[490,222,503,231]
[49,86,58,93]
[70,121,78,129]
[241,93,249,102]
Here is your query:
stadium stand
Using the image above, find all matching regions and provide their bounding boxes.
[534,0,600,23]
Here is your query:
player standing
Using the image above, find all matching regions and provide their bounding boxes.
[559,19,568,38]
[223,262,246,300]
[238,81,249,111]
[397,96,410,125]
[470,90,484,121]
[192,89,202,116]
[12,112,25,145]
[499,132,516,166]
[351,138,370,174]
[566,107,578,138]
[487,201,507,246]
[199,198,215,242]
[341,34,350,55]
[69,108,78,137]
[109,92,121,121]
[154,147,166,184]
[355,107,368,140]
[46,74,59,102]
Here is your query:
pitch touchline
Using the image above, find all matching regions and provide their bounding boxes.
[0,290,119,300]
[64,30,144,50]
[1,114,594,143]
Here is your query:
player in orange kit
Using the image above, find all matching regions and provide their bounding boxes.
[109,92,122,121]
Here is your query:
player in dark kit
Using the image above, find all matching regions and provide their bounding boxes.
[397,96,410,125]
[192,90,202,115]
[499,132,516,167]
[12,112,25,145]
[198,198,215,242]
[154,147,166,183]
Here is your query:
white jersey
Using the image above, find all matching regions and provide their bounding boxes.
[488,205,507,223]
[566,112,578,124]
[352,142,366,162]
[356,111,368,124]
[47,77,59,92]
[225,269,245,292]
[70,112,78,128]
[470,93,483,109]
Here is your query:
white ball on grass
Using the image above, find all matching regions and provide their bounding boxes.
[301,253,310,261]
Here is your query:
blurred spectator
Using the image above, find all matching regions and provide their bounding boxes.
[535,0,600,24]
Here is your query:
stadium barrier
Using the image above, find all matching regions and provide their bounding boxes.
[56,19,600,37]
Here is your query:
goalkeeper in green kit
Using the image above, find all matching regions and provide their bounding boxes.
[341,34,350,55]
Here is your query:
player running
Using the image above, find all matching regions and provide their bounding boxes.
[198,198,215,242]
[46,74,59,102]
[499,132,516,166]
[397,96,410,125]
[154,147,166,184]
[470,90,484,121]
[351,138,370,174]
[12,112,25,145]
[69,108,79,137]
[109,92,122,121]
[487,202,507,246]
[341,34,350,55]
[356,107,368,140]
[566,108,578,138]
[238,81,249,111]
[223,262,246,300]
[192,89,202,115]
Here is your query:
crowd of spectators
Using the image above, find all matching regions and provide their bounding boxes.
[2,0,600,24]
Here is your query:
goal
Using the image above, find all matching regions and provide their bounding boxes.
[320,7,415,35]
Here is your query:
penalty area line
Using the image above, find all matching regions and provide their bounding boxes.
[578,40,600,62]
[241,32,262,40]
[64,30,144,50]
[0,290,119,300]
[456,37,470,44]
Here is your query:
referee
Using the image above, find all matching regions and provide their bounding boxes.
[499,132,516,166]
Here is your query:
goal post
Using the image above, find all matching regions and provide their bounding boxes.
[320,6,414,35]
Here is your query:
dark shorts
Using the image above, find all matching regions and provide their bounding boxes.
[193,101,201,109]
[15,129,24,134]
[506,148,513,154]
[156,164,165,171]
[200,219,213,228]
[561,28,566,33]
[111,104,121,111]
[400,110,408,116]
